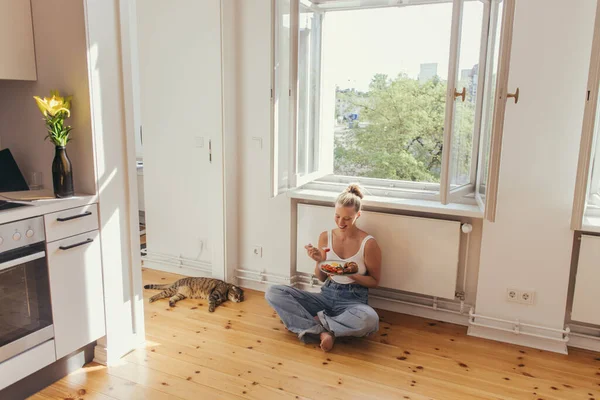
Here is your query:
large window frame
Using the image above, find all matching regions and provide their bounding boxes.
[572,0,600,231]
[272,0,515,221]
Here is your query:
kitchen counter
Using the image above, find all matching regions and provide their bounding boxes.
[0,190,97,225]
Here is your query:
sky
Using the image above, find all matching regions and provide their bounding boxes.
[321,2,485,92]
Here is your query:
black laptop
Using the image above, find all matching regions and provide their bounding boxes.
[0,149,30,192]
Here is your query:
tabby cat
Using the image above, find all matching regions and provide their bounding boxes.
[144,277,244,312]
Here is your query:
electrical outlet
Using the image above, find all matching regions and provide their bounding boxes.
[507,288,535,305]
[506,288,519,303]
[252,246,263,258]
[520,290,535,305]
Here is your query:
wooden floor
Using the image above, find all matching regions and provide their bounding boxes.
[30,269,600,400]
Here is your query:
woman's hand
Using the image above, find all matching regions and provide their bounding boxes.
[305,244,330,262]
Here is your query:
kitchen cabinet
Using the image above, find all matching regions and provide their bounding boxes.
[47,229,105,359]
[0,0,37,80]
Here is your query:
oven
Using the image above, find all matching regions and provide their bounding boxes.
[0,216,53,364]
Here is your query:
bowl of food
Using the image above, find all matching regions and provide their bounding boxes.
[319,261,358,276]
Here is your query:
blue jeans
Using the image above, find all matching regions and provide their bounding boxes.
[265,279,379,343]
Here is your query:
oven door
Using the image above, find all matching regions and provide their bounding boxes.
[0,242,53,363]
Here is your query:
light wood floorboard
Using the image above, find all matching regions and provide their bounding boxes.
[29,268,600,400]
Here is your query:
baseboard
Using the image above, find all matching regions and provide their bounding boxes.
[93,342,139,366]
[93,342,108,365]
[93,332,146,367]
[235,277,271,292]
[369,296,470,326]
[568,334,600,352]
[0,342,95,399]
[467,325,568,354]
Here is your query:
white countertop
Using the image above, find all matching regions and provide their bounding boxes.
[0,190,98,225]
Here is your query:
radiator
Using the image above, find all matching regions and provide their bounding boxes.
[571,235,600,325]
[296,204,461,299]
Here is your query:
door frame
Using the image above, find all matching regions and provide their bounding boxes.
[117,0,228,285]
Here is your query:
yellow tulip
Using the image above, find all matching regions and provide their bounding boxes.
[33,90,71,117]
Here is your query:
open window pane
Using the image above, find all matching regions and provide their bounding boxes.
[585,81,600,209]
[328,4,453,186]
[273,0,512,206]
[296,4,321,178]
[476,0,503,204]
[450,0,484,188]
[572,0,600,229]
[273,0,292,194]
[581,81,600,228]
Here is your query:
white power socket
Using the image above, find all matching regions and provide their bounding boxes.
[507,288,518,302]
[520,290,535,305]
[507,288,535,305]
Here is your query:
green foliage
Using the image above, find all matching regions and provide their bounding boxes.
[334,73,476,183]
[43,111,72,147]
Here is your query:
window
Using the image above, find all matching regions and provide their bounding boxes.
[273,0,515,220]
[588,96,600,208]
[572,1,600,230]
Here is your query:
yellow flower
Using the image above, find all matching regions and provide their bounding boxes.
[33,90,72,117]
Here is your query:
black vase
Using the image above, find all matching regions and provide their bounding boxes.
[52,146,74,198]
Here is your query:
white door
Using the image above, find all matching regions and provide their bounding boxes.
[136,0,225,279]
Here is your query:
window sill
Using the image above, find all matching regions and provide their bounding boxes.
[288,188,483,219]
[582,216,600,233]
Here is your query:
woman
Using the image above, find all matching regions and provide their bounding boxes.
[266,184,382,352]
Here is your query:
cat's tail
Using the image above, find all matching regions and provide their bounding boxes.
[144,283,171,290]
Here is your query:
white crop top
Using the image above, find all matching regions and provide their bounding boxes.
[326,230,374,284]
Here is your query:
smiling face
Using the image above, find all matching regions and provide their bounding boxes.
[334,204,360,232]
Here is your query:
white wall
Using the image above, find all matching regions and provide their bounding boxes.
[222,0,485,309]
[222,0,293,285]
[85,0,145,364]
[0,0,96,195]
[137,0,596,354]
[472,0,596,351]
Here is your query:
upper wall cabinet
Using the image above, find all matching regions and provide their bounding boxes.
[572,1,600,232]
[0,0,37,81]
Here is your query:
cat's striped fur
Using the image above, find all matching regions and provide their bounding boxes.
[144,277,244,312]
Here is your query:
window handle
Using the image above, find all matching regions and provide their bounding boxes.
[454,87,466,102]
[507,87,520,104]
[57,211,92,222]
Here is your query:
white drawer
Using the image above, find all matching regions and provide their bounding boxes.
[0,340,56,390]
[44,204,99,242]
[47,230,106,359]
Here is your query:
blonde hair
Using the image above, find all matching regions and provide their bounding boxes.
[336,184,364,212]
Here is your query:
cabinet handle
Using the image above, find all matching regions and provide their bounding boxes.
[57,211,92,222]
[59,238,94,251]
[507,88,520,104]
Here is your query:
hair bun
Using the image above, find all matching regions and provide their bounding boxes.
[346,184,364,199]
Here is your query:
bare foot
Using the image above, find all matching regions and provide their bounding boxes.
[320,332,334,352]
